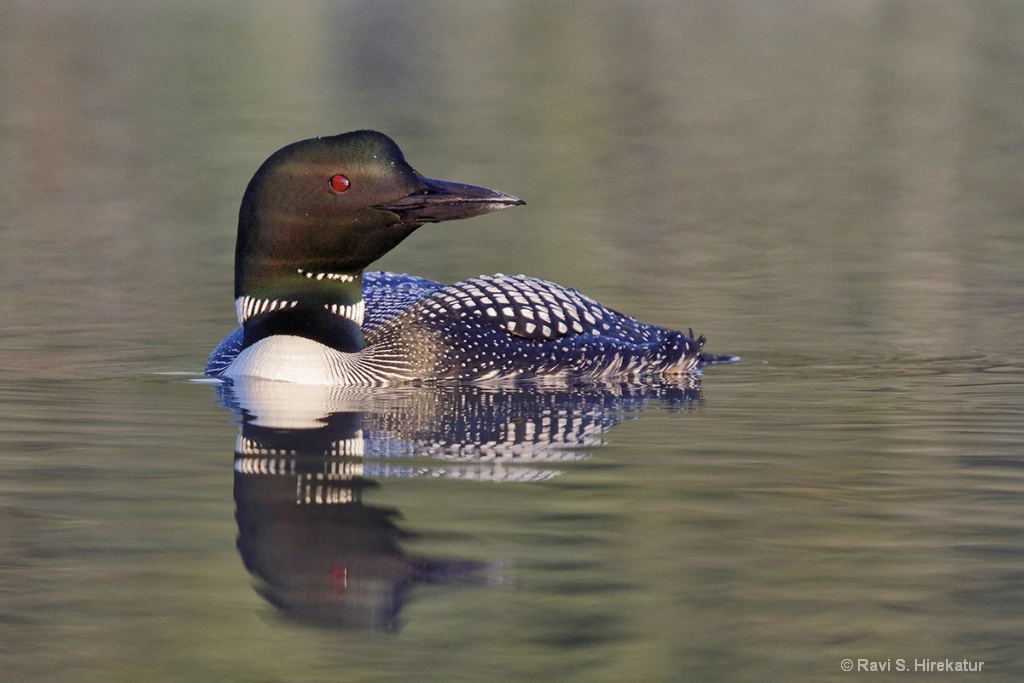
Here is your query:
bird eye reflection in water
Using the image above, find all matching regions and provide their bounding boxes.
[215,376,704,632]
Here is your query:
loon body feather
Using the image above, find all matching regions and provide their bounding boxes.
[209,272,710,384]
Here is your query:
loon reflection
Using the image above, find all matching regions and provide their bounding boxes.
[217,377,702,631]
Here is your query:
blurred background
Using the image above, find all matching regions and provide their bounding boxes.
[1,1,1023,681]
[4,0,1021,376]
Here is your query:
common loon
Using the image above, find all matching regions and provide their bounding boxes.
[206,130,732,385]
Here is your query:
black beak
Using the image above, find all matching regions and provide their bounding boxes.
[375,176,525,224]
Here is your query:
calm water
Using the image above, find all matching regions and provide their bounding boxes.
[2,1,1024,681]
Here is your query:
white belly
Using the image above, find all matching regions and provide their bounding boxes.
[222,335,355,385]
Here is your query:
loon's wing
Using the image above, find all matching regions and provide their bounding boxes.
[365,273,707,380]
[425,274,737,366]
[424,273,683,343]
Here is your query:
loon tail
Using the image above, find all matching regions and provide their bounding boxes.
[687,328,739,366]
[698,352,740,364]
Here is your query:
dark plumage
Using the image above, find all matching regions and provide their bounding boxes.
[206,131,733,384]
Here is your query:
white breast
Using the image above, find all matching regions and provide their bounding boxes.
[222,335,354,385]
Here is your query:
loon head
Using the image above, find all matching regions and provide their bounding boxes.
[234,130,524,299]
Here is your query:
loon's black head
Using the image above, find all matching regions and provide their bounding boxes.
[235,130,524,298]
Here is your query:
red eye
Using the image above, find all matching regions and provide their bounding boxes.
[329,174,350,193]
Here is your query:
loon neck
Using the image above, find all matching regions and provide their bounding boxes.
[236,270,364,325]
[236,269,366,354]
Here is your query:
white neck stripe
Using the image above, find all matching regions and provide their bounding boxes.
[297,268,357,283]
[236,296,299,324]
[235,295,365,326]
